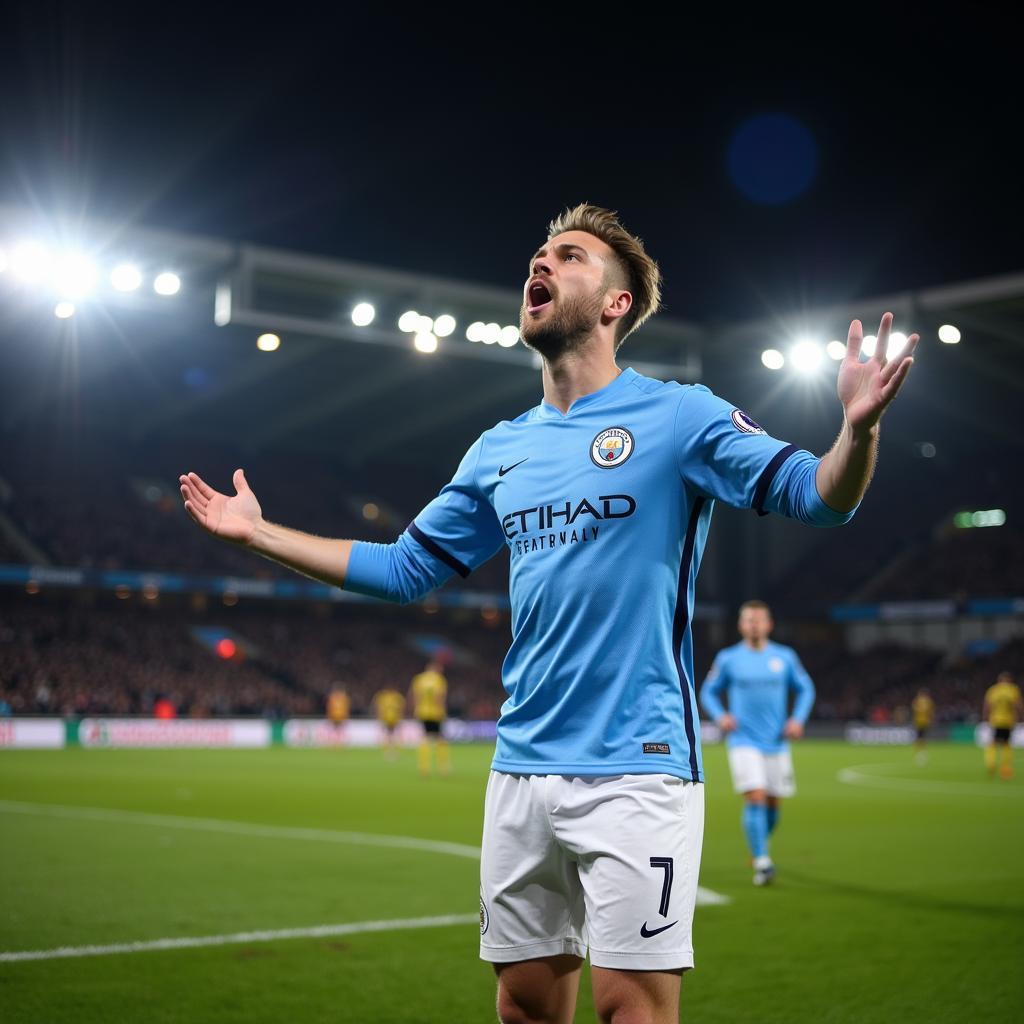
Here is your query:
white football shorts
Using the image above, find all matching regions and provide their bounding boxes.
[479,771,704,971]
[726,745,795,797]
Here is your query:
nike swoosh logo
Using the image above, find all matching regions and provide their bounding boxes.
[498,459,529,477]
[639,920,678,938]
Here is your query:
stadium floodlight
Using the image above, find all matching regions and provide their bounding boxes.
[498,325,520,348]
[398,310,420,333]
[0,247,7,272]
[789,339,823,374]
[153,271,181,296]
[110,263,143,292]
[414,331,438,353]
[351,302,375,326]
[11,241,49,282]
[826,340,846,360]
[482,322,501,345]
[466,321,485,342]
[52,253,98,298]
[54,300,76,319]
[257,333,281,352]
[761,348,785,370]
[861,334,877,357]
[362,502,380,521]
[433,314,457,338]
[938,324,961,344]
[416,314,434,334]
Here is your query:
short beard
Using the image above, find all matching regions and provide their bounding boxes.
[519,285,606,361]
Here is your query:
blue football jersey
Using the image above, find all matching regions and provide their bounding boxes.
[346,367,850,781]
[699,641,816,754]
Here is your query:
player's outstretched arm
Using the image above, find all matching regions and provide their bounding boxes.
[179,469,353,587]
[816,312,918,513]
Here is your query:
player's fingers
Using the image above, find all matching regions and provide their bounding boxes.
[846,319,863,361]
[187,472,216,500]
[183,500,206,527]
[873,312,893,365]
[881,357,914,403]
[180,481,208,512]
[881,333,919,383]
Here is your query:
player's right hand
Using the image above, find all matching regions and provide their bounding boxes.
[717,713,738,733]
[179,469,262,546]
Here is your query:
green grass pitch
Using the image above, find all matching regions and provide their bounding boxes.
[1,741,1021,1022]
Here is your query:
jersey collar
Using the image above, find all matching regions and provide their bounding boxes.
[537,367,638,419]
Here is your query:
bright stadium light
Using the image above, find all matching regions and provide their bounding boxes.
[110,263,143,292]
[483,322,501,345]
[826,340,846,360]
[0,247,8,272]
[257,333,281,352]
[434,314,457,338]
[153,271,181,296]
[939,324,961,344]
[861,334,877,357]
[889,331,908,355]
[499,325,520,348]
[54,300,76,319]
[416,314,434,334]
[761,348,785,370]
[789,339,823,374]
[52,253,98,298]
[398,310,420,333]
[351,302,375,326]
[466,321,485,342]
[12,241,49,282]
[414,331,438,353]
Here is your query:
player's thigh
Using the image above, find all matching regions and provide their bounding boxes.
[591,965,683,1024]
[765,749,796,797]
[571,775,704,971]
[727,745,768,794]
[480,772,587,964]
[494,954,583,1024]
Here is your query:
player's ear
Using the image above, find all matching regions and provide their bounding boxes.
[603,288,632,324]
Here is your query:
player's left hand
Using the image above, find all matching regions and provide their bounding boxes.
[783,718,804,740]
[837,312,918,433]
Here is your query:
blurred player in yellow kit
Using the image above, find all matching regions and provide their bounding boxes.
[326,685,350,733]
[983,672,1023,779]
[410,656,449,777]
[373,687,405,760]
[911,687,935,764]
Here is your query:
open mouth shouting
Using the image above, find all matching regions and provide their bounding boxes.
[526,278,554,315]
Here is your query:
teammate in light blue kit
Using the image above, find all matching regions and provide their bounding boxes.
[180,204,918,1024]
[701,601,815,886]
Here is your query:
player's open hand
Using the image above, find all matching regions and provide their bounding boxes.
[837,312,918,433]
[179,469,262,546]
[783,718,804,740]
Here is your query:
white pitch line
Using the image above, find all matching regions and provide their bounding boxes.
[0,914,479,963]
[0,799,481,859]
[837,764,1023,797]
[0,799,730,946]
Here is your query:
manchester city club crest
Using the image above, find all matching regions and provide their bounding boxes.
[590,426,635,468]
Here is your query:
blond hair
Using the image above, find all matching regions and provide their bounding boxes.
[547,204,662,348]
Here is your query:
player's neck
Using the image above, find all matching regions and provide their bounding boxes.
[743,638,769,651]
[541,345,621,414]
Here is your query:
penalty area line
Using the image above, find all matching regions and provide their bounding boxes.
[0,914,479,963]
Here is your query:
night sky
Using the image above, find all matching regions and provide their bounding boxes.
[2,11,1019,322]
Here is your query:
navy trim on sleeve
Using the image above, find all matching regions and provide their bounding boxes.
[752,443,800,517]
[407,522,472,579]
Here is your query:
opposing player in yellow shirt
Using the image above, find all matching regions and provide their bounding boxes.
[983,672,1023,779]
[326,685,350,732]
[911,687,935,764]
[409,656,449,777]
[373,687,405,760]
